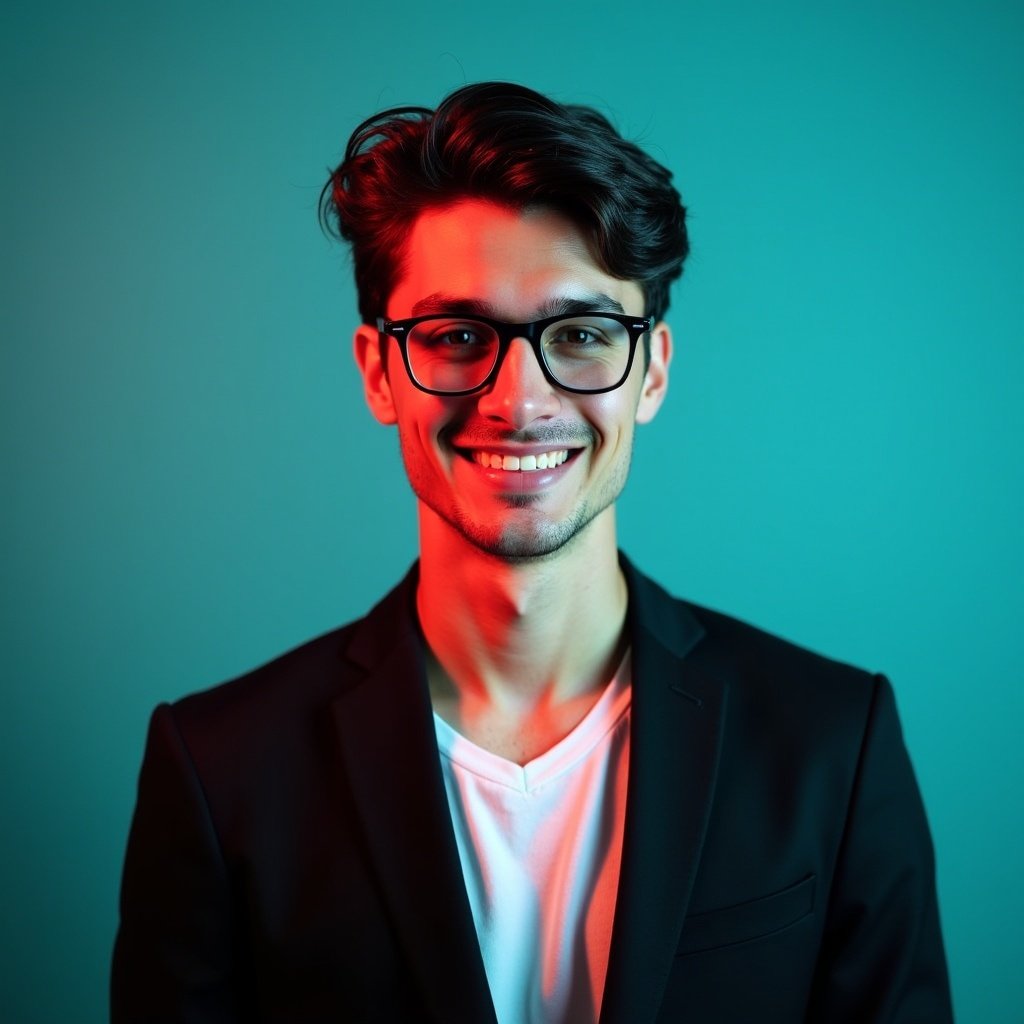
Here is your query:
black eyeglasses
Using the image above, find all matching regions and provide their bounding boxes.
[376,311,652,396]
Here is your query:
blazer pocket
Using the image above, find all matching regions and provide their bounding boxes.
[676,874,816,956]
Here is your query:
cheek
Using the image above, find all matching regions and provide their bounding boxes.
[392,392,469,459]
[580,393,640,449]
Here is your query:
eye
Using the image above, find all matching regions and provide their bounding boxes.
[420,323,488,347]
[550,325,611,346]
[579,328,603,344]
[437,328,482,346]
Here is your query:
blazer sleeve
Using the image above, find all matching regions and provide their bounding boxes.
[806,675,954,1023]
[111,703,242,1023]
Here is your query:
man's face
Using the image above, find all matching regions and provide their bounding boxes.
[354,199,670,561]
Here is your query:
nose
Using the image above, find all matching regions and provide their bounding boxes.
[475,336,561,429]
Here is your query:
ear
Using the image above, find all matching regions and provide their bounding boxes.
[354,324,397,425]
[635,321,672,425]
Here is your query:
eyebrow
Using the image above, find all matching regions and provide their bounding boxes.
[409,292,628,319]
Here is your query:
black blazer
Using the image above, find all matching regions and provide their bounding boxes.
[112,556,953,1022]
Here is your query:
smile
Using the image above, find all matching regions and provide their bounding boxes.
[471,449,570,472]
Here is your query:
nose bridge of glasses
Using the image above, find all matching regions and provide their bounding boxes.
[494,317,540,349]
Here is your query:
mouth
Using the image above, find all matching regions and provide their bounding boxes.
[468,448,572,473]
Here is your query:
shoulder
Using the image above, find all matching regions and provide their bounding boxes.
[146,621,360,796]
[623,555,885,744]
[173,563,419,718]
[171,619,359,730]
[689,598,885,742]
[161,565,420,768]
[627,565,912,838]
[688,598,875,693]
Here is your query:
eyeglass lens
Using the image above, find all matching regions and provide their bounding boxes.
[405,316,631,393]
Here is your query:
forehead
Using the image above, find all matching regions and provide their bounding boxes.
[387,199,644,319]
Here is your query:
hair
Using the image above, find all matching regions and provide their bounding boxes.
[319,82,689,325]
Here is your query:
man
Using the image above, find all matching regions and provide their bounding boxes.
[112,82,953,1022]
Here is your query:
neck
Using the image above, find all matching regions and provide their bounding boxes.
[416,506,629,759]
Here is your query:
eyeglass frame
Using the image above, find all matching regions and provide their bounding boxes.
[375,311,653,397]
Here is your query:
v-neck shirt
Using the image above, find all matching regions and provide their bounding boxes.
[433,654,632,1024]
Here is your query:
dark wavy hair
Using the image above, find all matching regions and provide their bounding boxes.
[319,82,689,324]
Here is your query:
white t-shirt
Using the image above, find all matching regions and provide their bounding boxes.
[434,656,632,1024]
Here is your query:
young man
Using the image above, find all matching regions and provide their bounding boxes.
[112,83,953,1023]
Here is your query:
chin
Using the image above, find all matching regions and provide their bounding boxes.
[448,505,595,563]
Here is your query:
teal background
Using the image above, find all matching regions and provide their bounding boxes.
[2,0,1021,1019]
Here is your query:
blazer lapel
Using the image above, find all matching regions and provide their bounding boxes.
[600,558,729,1024]
[330,567,498,1024]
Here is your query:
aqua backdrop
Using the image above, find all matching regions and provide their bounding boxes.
[2,1,1022,1020]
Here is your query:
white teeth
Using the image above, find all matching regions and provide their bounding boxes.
[473,449,570,472]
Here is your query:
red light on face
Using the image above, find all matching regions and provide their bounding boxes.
[366,200,654,565]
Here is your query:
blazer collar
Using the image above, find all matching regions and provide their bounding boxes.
[333,556,727,1024]
[332,563,498,1024]
[599,555,728,1024]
